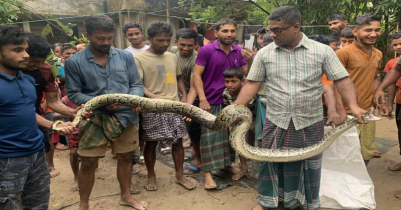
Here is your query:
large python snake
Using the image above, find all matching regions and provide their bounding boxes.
[53,94,379,162]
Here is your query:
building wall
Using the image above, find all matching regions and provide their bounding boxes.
[19,0,104,16]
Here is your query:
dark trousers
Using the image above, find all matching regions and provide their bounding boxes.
[396,104,401,155]
[0,150,50,210]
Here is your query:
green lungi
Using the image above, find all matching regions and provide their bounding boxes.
[200,104,235,172]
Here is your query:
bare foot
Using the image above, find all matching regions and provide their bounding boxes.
[120,196,148,210]
[373,149,381,158]
[203,172,217,190]
[70,181,79,192]
[78,203,89,210]
[49,167,60,178]
[176,175,196,190]
[232,168,249,181]
[223,166,241,174]
[389,162,401,171]
[252,204,265,210]
[394,190,401,199]
[144,175,157,191]
[54,142,68,150]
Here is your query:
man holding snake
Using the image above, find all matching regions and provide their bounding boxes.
[234,6,366,210]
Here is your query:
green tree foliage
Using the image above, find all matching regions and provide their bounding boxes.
[0,0,31,24]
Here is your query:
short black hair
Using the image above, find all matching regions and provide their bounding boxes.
[223,67,244,79]
[327,35,340,43]
[392,32,401,40]
[355,13,381,28]
[176,28,198,42]
[61,43,77,53]
[0,26,28,50]
[197,34,205,47]
[327,13,347,22]
[269,6,301,25]
[85,15,116,35]
[122,22,143,35]
[52,43,62,51]
[147,22,173,38]
[263,32,273,43]
[308,35,329,45]
[27,33,51,58]
[215,18,237,31]
[340,27,354,38]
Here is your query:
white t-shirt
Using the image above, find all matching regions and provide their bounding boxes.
[124,45,150,55]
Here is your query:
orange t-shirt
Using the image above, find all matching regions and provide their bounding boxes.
[321,74,333,105]
[384,57,401,104]
[336,43,382,113]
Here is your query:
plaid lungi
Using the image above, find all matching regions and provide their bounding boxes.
[258,118,324,210]
[357,121,376,160]
[78,114,123,149]
[200,104,235,172]
[141,112,187,148]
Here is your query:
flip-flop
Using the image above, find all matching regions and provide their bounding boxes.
[138,156,145,165]
[184,164,202,175]
[184,153,195,162]
[161,147,171,154]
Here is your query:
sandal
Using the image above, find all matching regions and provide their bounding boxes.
[161,146,171,154]
[184,164,202,175]
[138,156,145,165]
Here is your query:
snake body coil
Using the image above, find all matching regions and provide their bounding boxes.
[56,94,372,162]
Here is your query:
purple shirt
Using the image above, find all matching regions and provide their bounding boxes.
[196,40,247,105]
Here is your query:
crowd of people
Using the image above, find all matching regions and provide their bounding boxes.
[1,5,401,210]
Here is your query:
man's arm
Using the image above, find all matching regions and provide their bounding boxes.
[186,77,198,105]
[234,80,262,105]
[334,77,367,123]
[36,113,76,135]
[387,83,396,116]
[323,84,344,125]
[65,60,93,105]
[177,75,187,103]
[193,64,210,110]
[128,55,144,97]
[46,92,77,117]
[375,63,401,108]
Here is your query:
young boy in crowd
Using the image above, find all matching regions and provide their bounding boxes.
[328,35,341,51]
[340,26,355,47]
[222,67,256,180]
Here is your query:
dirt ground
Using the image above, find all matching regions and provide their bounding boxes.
[48,118,401,210]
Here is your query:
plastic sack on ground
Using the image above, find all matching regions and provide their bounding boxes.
[320,125,376,210]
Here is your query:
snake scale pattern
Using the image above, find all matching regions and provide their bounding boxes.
[54,94,375,162]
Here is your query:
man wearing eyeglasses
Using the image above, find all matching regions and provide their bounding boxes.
[335,13,384,165]
[234,6,366,210]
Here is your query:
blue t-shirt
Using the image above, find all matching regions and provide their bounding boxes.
[0,71,44,158]
[57,66,65,79]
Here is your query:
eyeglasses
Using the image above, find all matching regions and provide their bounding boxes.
[266,24,296,35]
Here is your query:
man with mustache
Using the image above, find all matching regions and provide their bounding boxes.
[327,13,348,34]
[192,18,249,190]
[335,13,384,165]
[134,22,195,191]
[0,26,74,210]
[65,15,147,210]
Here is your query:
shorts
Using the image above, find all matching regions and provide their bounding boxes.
[68,133,79,150]
[78,124,139,157]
